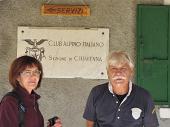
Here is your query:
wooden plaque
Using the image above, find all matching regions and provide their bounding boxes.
[41,4,90,16]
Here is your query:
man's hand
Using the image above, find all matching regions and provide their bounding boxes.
[87,120,94,127]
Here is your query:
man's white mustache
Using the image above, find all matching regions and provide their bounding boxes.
[112,76,126,80]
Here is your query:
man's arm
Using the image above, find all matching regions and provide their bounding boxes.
[143,93,159,127]
[86,120,94,127]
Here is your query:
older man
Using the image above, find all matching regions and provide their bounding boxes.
[83,51,159,127]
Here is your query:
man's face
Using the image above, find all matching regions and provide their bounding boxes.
[107,63,133,87]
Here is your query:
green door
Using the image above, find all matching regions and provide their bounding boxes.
[137,5,170,104]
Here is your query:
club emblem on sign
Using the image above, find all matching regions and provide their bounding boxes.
[23,39,47,61]
[131,107,142,120]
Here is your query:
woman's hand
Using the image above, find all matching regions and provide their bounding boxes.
[47,117,62,127]
[53,118,62,127]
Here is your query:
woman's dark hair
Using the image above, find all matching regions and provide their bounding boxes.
[9,55,43,88]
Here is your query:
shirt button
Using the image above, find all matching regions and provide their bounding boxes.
[117,116,120,119]
[116,101,118,104]
[118,109,121,111]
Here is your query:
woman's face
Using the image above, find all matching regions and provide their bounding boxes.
[17,66,41,94]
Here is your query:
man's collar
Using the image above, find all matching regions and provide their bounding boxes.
[108,81,132,96]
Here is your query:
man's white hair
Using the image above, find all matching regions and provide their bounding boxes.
[106,51,134,70]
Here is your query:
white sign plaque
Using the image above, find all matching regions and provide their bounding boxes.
[17,27,109,79]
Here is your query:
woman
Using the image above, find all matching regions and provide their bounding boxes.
[0,55,62,127]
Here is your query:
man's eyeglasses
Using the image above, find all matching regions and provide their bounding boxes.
[20,70,41,77]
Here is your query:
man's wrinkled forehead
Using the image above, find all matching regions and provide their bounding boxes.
[109,61,130,68]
